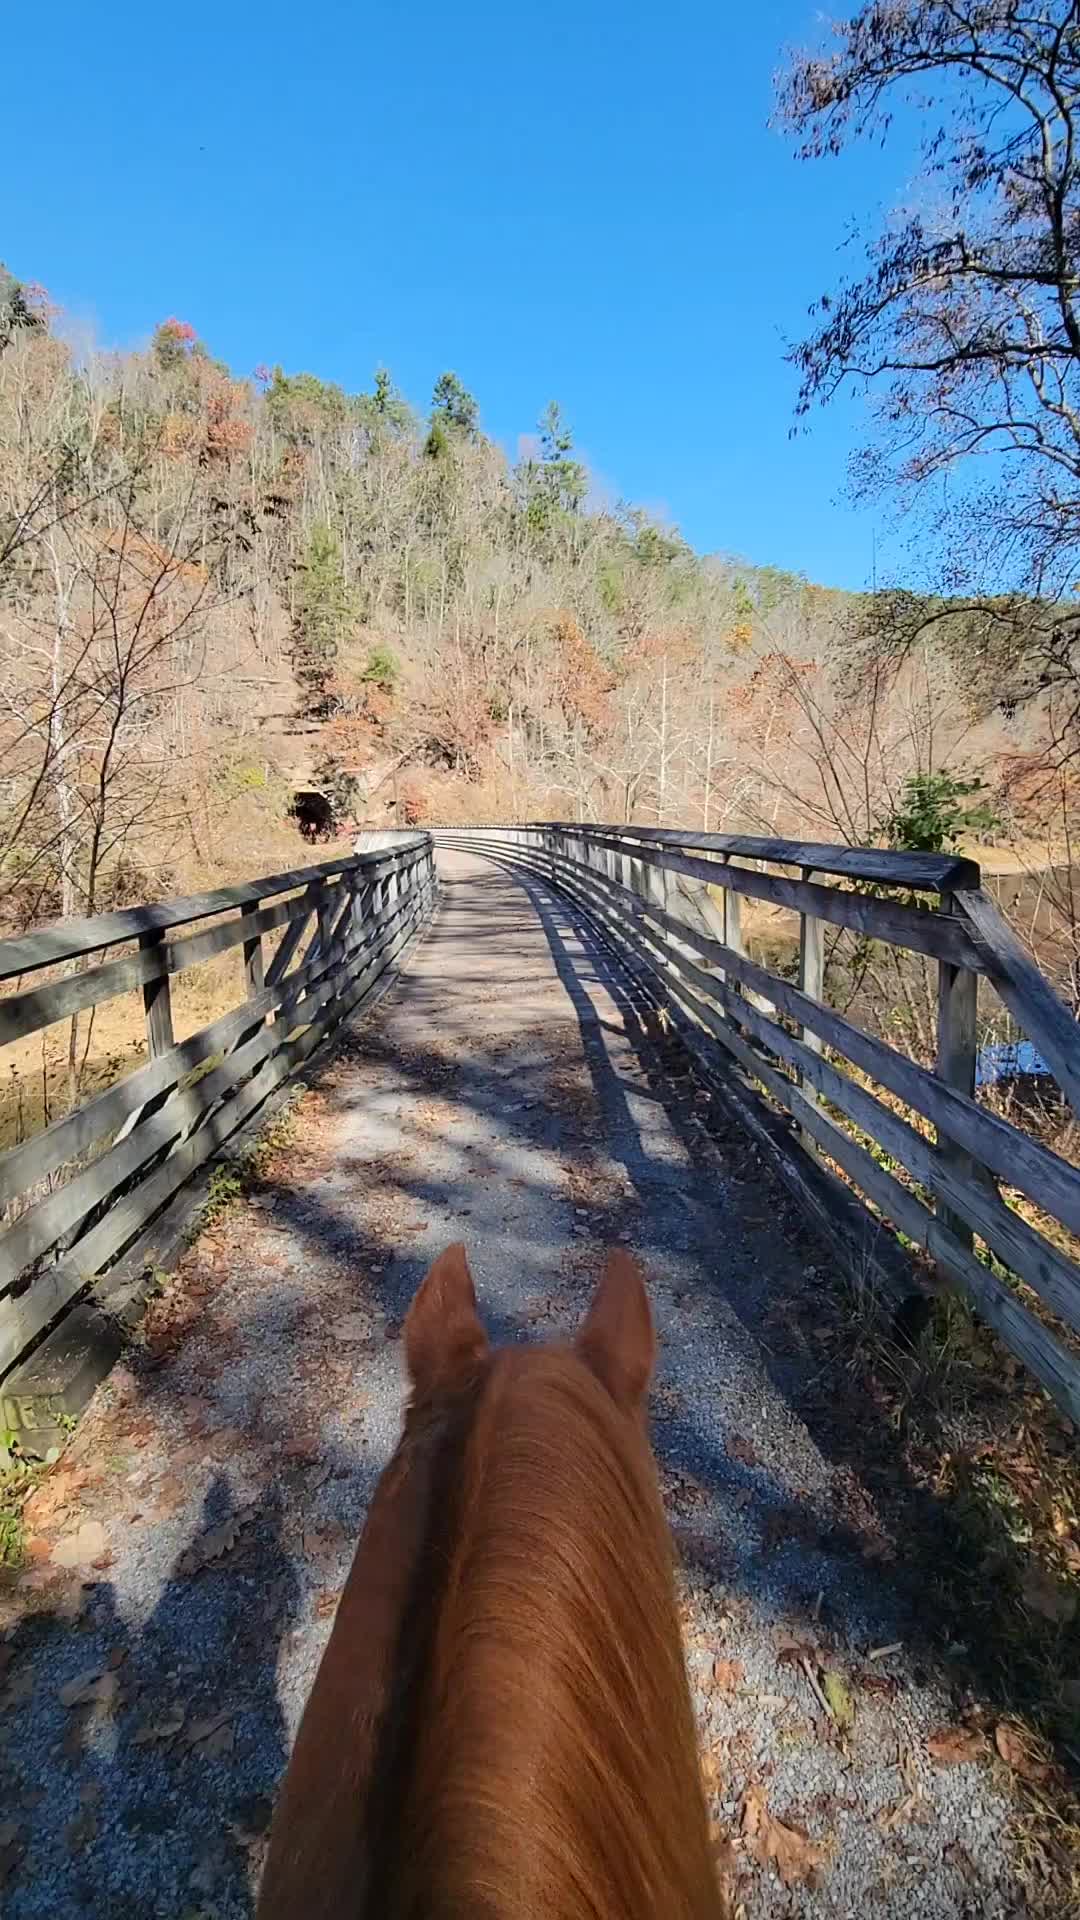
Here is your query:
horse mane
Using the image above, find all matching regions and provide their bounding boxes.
[258,1250,723,1920]
[370,1343,718,1919]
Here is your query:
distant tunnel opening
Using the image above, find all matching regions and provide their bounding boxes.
[288,789,336,843]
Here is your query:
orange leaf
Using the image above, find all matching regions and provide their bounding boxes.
[740,1782,827,1888]
[927,1725,984,1766]
[994,1722,1050,1783]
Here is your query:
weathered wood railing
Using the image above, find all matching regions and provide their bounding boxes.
[435,824,1080,1424]
[0,832,436,1415]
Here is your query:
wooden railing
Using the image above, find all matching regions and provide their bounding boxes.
[0,832,436,1400]
[435,824,1080,1424]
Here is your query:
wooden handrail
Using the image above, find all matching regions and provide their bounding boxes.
[0,834,432,980]
[0,834,438,1407]
[436,825,1080,1426]
[435,822,981,892]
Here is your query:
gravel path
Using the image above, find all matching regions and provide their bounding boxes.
[0,848,1022,1917]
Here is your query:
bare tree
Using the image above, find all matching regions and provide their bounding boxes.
[778,0,1080,733]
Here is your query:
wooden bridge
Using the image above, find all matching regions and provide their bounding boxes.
[0,823,1074,1916]
[1,821,1078,1441]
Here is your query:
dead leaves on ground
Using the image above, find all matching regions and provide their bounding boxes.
[178,1503,255,1577]
[1021,1563,1077,1625]
[133,1703,186,1746]
[740,1782,828,1889]
[994,1720,1052,1785]
[876,1790,925,1833]
[133,1701,237,1757]
[57,1667,122,1712]
[0,1818,25,1888]
[185,1707,235,1758]
[927,1724,985,1767]
[820,1668,855,1734]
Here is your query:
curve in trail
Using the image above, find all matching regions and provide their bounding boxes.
[0,848,1016,1918]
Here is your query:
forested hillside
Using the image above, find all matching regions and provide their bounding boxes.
[0,266,1054,942]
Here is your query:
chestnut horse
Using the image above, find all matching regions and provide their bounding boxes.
[258,1243,724,1919]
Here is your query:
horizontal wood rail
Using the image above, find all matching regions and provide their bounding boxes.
[435,824,1080,1425]
[0,833,437,1385]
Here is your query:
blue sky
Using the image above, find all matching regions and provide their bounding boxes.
[6,0,918,589]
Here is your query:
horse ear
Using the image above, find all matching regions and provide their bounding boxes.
[405,1243,487,1394]
[577,1248,655,1408]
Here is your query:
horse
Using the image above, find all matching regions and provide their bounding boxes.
[258,1242,726,1919]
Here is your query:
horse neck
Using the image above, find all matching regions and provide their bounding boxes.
[379,1347,721,1920]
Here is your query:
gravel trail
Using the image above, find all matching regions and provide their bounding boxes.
[0,848,1021,1916]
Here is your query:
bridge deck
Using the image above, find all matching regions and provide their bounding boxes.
[0,850,1015,1917]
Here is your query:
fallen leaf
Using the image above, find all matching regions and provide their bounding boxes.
[133,1704,186,1746]
[944,1840,981,1883]
[710,1824,738,1910]
[927,1725,984,1766]
[776,1639,817,1670]
[178,1506,253,1577]
[58,1669,120,1712]
[740,1782,827,1888]
[314,1587,342,1618]
[994,1722,1050,1783]
[1022,1565,1077,1625]
[64,1809,97,1851]
[0,1820,24,1889]
[712,1658,744,1692]
[700,1747,724,1796]
[52,1521,107,1569]
[860,1671,901,1699]
[228,1795,272,1847]
[876,1791,922,1832]
[0,1668,33,1712]
[201,1721,235,1759]
[185,1707,234,1752]
[822,1669,855,1733]
[727,1435,758,1468]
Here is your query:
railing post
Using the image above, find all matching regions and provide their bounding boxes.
[139,930,174,1058]
[243,927,265,1001]
[936,892,979,1254]
[797,868,824,1147]
[721,864,746,1006]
